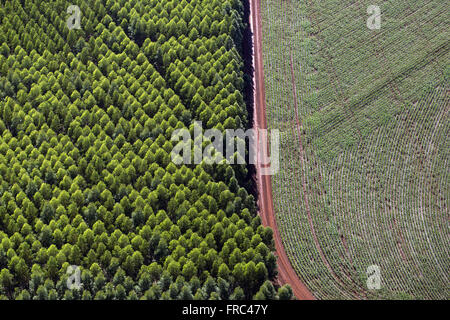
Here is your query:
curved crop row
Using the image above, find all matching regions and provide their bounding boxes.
[261,0,449,299]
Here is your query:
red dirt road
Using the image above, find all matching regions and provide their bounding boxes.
[250,0,315,300]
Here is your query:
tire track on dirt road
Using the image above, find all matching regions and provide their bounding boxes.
[250,0,315,300]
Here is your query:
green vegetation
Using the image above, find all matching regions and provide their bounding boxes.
[0,0,291,300]
[261,0,448,299]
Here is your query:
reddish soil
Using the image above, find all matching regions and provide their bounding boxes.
[250,0,315,300]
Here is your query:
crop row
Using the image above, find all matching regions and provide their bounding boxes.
[261,0,449,299]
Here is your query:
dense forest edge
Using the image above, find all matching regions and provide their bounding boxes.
[0,0,292,300]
